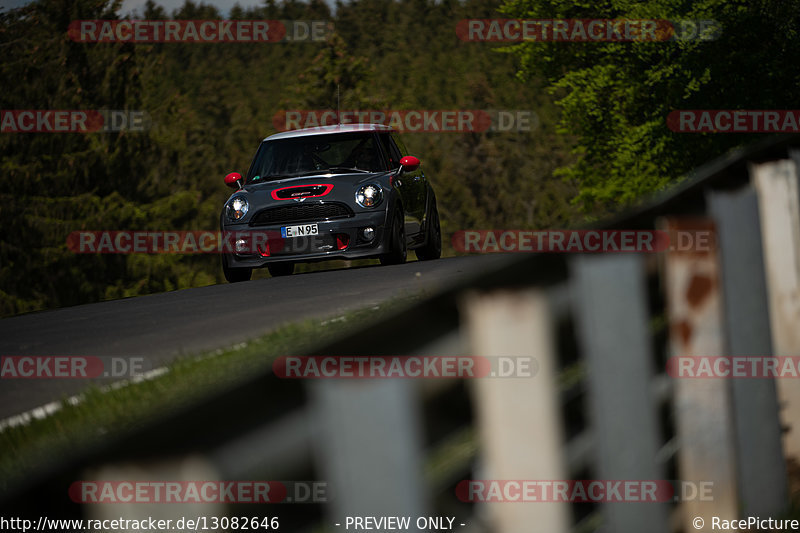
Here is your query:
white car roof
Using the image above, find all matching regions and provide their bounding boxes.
[263,123,394,141]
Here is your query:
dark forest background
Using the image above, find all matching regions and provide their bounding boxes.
[2,0,798,317]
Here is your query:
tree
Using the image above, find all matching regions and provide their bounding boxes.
[499,0,800,214]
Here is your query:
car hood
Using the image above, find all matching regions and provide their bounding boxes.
[242,170,393,193]
[221,170,396,226]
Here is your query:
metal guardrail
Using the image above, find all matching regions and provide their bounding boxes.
[4,135,800,532]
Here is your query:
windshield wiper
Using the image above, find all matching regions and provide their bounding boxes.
[251,174,291,182]
[324,167,372,173]
[290,169,333,177]
[289,167,372,177]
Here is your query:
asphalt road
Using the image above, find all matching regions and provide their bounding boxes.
[0,255,511,420]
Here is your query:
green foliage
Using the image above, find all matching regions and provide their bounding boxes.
[500,0,800,213]
[0,0,578,316]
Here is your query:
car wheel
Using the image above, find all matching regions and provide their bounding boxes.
[222,255,252,283]
[416,199,441,261]
[380,206,407,265]
[268,262,295,277]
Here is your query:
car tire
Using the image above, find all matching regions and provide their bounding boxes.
[380,206,407,265]
[415,198,441,261]
[222,255,252,283]
[268,262,295,277]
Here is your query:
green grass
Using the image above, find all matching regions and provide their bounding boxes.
[0,295,421,489]
[425,425,478,491]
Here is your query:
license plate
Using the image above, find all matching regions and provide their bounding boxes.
[281,224,319,238]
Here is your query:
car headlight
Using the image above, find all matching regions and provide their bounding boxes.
[355,184,383,208]
[226,195,249,221]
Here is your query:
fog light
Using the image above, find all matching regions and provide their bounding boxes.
[235,239,248,253]
[362,227,375,241]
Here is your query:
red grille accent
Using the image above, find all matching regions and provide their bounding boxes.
[271,184,333,200]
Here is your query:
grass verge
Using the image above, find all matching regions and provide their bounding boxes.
[0,295,420,488]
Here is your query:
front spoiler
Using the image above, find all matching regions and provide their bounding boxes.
[222,209,389,268]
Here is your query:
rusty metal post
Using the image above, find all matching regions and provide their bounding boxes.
[659,217,739,527]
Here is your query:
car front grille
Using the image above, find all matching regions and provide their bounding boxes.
[249,202,354,226]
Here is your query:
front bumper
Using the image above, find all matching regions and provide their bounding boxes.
[222,209,389,268]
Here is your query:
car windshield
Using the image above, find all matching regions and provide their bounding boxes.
[247,132,387,182]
